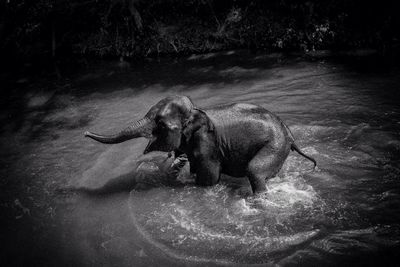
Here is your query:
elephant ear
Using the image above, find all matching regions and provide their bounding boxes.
[195,108,215,133]
[182,118,198,144]
[182,109,214,144]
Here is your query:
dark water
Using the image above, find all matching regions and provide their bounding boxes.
[2,51,400,266]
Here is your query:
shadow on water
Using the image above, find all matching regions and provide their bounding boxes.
[59,152,190,197]
[69,51,279,95]
[0,86,95,140]
[67,50,400,98]
[59,172,143,197]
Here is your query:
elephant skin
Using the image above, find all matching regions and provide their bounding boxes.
[85,96,316,194]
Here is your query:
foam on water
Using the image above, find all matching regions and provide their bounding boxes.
[128,169,325,264]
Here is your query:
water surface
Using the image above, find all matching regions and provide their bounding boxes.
[2,51,400,266]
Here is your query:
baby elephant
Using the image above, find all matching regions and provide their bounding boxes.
[85,96,316,194]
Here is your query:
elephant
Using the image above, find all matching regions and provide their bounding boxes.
[85,95,316,194]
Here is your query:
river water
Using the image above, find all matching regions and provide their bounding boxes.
[2,51,400,266]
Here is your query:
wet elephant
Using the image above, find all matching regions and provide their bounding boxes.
[85,95,316,193]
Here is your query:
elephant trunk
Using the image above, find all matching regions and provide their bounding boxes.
[84,117,153,144]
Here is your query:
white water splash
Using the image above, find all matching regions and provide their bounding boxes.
[128,170,325,264]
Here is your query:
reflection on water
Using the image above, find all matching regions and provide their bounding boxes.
[2,51,400,266]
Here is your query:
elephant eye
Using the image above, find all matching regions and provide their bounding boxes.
[158,120,175,130]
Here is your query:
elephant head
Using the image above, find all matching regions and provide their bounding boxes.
[84,95,194,154]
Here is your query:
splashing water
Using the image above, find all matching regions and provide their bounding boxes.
[128,168,327,264]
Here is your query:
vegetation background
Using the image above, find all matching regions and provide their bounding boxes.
[1,0,398,66]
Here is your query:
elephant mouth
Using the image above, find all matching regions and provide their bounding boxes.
[143,138,176,154]
[143,139,155,154]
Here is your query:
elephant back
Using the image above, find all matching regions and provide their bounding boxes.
[205,102,292,151]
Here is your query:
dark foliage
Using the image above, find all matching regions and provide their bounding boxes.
[1,0,398,63]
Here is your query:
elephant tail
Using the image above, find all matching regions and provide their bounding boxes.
[291,143,317,169]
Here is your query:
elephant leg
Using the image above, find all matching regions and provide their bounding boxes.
[193,157,221,186]
[246,144,290,194]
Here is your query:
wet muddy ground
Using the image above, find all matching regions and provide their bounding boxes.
[1,51,400,266]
